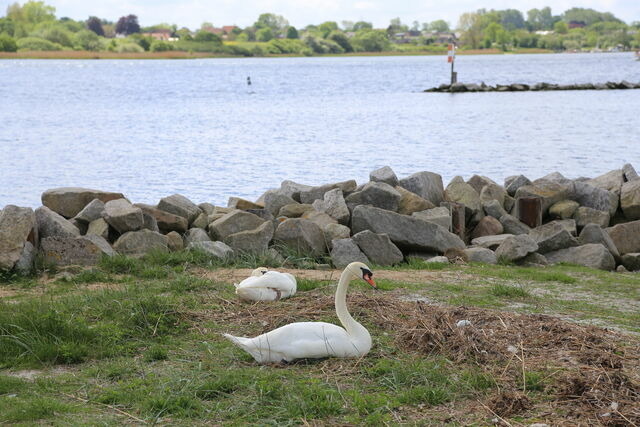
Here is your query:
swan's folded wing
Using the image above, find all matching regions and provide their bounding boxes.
[238,272,295,292]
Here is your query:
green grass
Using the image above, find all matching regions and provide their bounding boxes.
[490,283,532,298]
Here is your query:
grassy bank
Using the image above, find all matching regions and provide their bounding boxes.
[0,253,638,425]
[0,47,553,60]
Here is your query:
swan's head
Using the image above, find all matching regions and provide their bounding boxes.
[251,267,269,277]
[346,262,376,288]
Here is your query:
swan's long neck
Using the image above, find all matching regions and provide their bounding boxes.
[335,269,369,340]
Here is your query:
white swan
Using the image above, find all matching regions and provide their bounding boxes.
[224,262,376,363]
[234,267,297,301]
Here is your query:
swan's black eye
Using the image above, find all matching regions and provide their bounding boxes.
[360,267,372,278]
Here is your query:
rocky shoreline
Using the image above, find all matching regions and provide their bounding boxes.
[2,164,640,275]
[424,81,640,93]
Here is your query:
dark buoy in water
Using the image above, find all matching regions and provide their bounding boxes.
[246,76,254,94]
[247,76,252,86]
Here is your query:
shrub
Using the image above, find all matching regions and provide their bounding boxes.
[150,40,173,52]
[115,42,144,53]
[17,37,62,51]
[194,30,221,43]
[0,33,17,52]
[73,29,101,51]
[36,26,73,47]
[224,44,252,56]
[267,38,306,54]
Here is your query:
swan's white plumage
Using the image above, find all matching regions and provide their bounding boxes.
[224,262,375,363]
[234,269,297,301]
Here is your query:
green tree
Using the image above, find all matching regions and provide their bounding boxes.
[0,33,18,51]
[527,7,554,30]
[353,21,372,31]
[85,16,104,36]
[115,14,140,35]
[484,22,504,42]
[286,26,298,39]
[318,21,338,38]
[429,19,449,32]
[0,18,16,36]
[254,13,288,33]
[194,30,221,43]
[350,29,389,52]
[500,9,525,30]
[562,7,622,26]
[328,30,352,52]
[6,0,56,36]
[256,27,273,42]
[458,12,483,48]
[554,21,568,34]
[73,29,100,50]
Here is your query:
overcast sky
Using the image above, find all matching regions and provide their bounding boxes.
[2,0,639,28]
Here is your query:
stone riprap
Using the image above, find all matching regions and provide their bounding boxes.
[1,163,640,272]
[425,81,640,93]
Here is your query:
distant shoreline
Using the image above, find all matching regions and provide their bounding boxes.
[0,48,556,60]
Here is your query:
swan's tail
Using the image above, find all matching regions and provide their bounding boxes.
[233,282,239,289]
[223,333,264,362]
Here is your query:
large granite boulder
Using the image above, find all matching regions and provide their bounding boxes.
[184,228,211,246]
[529,221,579,254]
[209,210,266,241]
[166,231,184,252]
[370,166,399,186]
[36,206,80,239]
[158,194,202,224]
[579,223,620,260]
[483,199,508,219]
[301,210,338,230]
[504,175,532,197]
[479,183,507,207]
[620,180,640,220]
[352,230,403,266]
[412,207,452,230]
[198,202,216,215]
[471,216,503,239]
[395,186,435,215]
[141,211,158,233]
[312,188,350,224]
[588,169,624,196]
[41,187,124,218]
[351,205,465,253]
[463,247,498,264]
[86,218,109,240]
[494,234,538,262]
[330,238,370,269]
[467,175,499,195]
[573,206,610,228]
[299,180,357,204]
[40,235,115,266]
[549,200,579,219]
[14,241,36,274]
[0,206,37,271]
[279,180,313,201]
[73,199,105,225]
[398,171,444,205]
[113,230,169,257]
[345,182,402,212]
[278,203,314,218]
[228,197,263,210]
[135,203,188,234]
[274,218,327,255]
[444,180,482,220]
[620,253,640,271]
[573,181,618,216]
[515,180,573,213]
[499,214,531,235]
[224,221,274,254]
[323,223,351,248]
[622,163,639,182]
[191,212,209,230]
[470,234,514,250]
[606,220,640,255]
[545,244,615,271]
[187,241,234,260]
[264,191,297,217]
[103,199,143,234]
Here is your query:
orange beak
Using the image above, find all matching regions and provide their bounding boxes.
[364,275,376,288]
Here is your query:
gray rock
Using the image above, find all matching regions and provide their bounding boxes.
[299,180,358,204]
[398,171,444,205]
[549,200,579,219]
[191,212,209,230]
[14,241,35,274]
[470,234,514,250]
[516,252,549,267]
[352,230,403,266]
[158,194,202,224]
[330,238,370,269]
[40,235,115,266]
[323,223,351,248]
[622,163,639,182]
[188,241,234,260]
[0,205,37,271]
[621,253,640,271]
[545,244,615,271]
[103,199,144,234]
[244,209,275,224]
[479,183,507,207]
[184,228,211,245]
[616,265,629,273]
[620,180,640,220]
[555,219,578,236]
[463,247,497,264]
[224,221,274,254]
[588,169,624,196]
[499,214,531,235]
[278,203,314,218]
[579,223,620,261]
[483,199,508,219]
[312,188,350,224]
[86,218,110,240]
[573,181,618,216]
[412,207,452,231]
[274,218,327,256]
[351,205,465,252]
[495,234,538,262]
[280,179,313,201]
[198,202,216,215]
[142,212,159,232]
[113,230,169,257]
[227,197,263,210]
[529,221,579,253]
[425,256,449,264]
[471,216,503,239]
[505,175,532,196]
[395,186,435,215]
[573,206,610,228]
[73,199,105,224]
[606,220,640,255]
[369,166,399,186]
[467,175,499,195]
[166,231,184,252]
[345,182,402,212]
[135,203,188,234]
[444,180,482,220]
[301,210,338,230]
[515,181,573,213]
[70,218,88,235]
[208,210,266,241]
[264,190,297,217]
[535,172,572,184]
[41,187,124,218]
[36,206,80,239]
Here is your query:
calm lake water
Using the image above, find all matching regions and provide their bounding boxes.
[1,52,639,208]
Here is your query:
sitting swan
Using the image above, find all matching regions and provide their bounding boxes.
[234,267,297,301]
[224,262,376,363]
